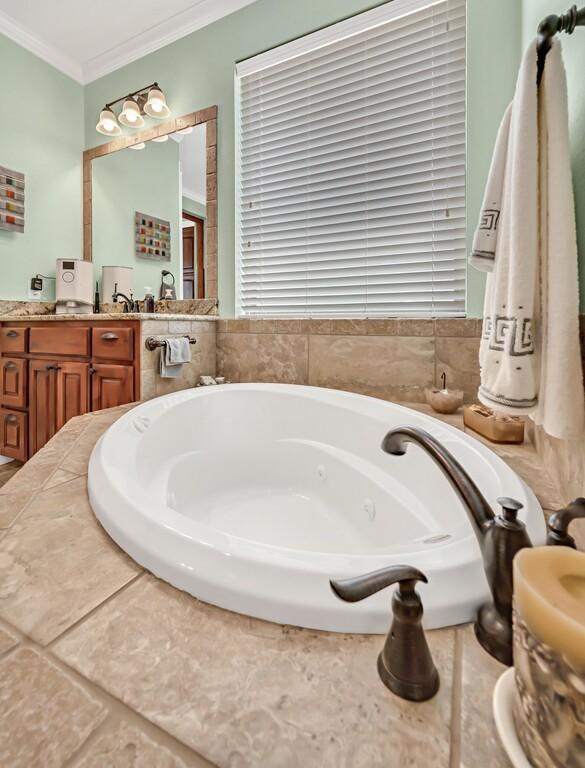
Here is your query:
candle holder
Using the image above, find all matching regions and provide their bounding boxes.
[513,611,585,766]
[512,548,585,766]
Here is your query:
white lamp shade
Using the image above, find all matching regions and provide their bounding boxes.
[144,88,171,119]
[119,98,145,128]
[152,135,169,142]
[129,142,146,150]
[96,108,121,136]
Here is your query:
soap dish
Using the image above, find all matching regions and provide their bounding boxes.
[493,668,532,768]
[463,405,525,444]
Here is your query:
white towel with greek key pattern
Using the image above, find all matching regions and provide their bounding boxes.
[471,40,585,439]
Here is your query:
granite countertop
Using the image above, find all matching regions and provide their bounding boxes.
[0,402,565,767]
[0,312,219,323]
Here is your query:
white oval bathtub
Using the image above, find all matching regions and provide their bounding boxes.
[88,384,545,633]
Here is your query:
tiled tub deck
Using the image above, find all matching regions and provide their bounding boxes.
[0,403,570,767]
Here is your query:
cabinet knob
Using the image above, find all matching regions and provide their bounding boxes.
[4,361,16,369]
[89,367,97,375]
[5,414,17,424]
[45,364,61,371]
[101,332,119,341]
[6,331,18,338]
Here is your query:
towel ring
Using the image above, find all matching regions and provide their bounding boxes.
[144,336,197,351]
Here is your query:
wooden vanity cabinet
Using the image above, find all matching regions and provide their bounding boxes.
[0,320,140,460]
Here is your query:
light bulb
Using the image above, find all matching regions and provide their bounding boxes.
[150,98,163,112]
[103,118,115,130]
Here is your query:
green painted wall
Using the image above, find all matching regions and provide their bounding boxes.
[466,0,521,316]
[84,0,521,317]
[92,140,181,299]
[0,33,84,301]
[522,0,585,308]
[2,0,523,315]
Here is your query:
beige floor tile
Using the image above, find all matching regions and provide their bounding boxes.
[0,647,107,767]
[0,488,32,529]
[0,476,140,644]
[44,467,81,490]
[0,623,18,655]
[61,414,127,475]
[72,720,210,768]
[55,576,455,768]
[0,461,22,489]
[459,626,510,767]
[1,417,89,496]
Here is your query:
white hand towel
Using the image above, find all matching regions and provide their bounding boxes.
[533,40,585,440]
[470,40,585,439]
[167,337,192,365]
[160,338,191,378]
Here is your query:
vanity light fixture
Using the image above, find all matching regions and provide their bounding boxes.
[119,97,145,128]
[152,135,169,143]
[96,108,121,136]
[95,82,171,137]
[129,142,146,150]
[144,87,171,119]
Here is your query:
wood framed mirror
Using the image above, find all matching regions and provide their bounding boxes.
[82,106,217,302]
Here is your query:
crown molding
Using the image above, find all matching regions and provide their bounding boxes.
[0,8,84,82]
[0,0,256,85]
[81,0,257,83]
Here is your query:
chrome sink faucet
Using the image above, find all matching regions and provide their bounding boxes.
[382,426,532,666]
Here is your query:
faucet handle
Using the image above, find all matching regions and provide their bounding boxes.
[547,497,585,548]
[330,565,439,702]
[497,496,524,523]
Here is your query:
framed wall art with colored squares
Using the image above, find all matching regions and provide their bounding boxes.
[135,211,171,261]
[0,166,25,233]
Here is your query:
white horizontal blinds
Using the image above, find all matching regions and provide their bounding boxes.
[236,0,466,318]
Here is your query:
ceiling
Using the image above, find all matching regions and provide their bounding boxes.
[0,0,256,83]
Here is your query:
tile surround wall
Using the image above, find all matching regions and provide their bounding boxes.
[216,318,483,403]
[140,319,216,399]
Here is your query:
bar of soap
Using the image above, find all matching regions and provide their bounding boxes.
[512,547,585,765]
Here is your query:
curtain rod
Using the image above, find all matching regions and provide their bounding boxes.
[537,4,585,83]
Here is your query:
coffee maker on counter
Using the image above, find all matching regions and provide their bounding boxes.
[55,259,93,314]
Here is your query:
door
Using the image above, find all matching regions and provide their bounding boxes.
[182,212,204,298]
[29,359,59,455]
[91,364,134,411]
[56,362,90,429]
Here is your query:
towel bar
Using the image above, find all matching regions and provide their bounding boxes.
[144,336,197,351]
[537,4,585,83]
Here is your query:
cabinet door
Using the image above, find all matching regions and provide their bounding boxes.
[0,358,27,409]
[91,364,134,412]
[0,409,27,462]
[56,362,90,430]
[29,359,58,456]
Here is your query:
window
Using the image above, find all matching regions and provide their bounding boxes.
[236,0,466,318]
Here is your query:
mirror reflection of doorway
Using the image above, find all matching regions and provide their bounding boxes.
[182,212,204,298]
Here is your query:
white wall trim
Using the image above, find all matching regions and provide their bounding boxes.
[82,0,257,83]
[0,8,84,83]
[182,187,206,206]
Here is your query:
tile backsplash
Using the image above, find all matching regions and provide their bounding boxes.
[216,318,482,403]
